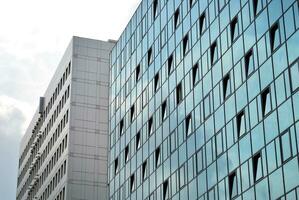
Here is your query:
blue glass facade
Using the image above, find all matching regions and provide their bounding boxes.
[108,0,299,199]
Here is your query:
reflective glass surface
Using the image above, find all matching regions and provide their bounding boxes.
[109,0,299,199]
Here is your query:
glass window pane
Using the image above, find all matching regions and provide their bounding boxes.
[283,157,299,192]
[269,168,284,199]
[281,131,292,162]
[255,178,269,199]
[290,62,299,91]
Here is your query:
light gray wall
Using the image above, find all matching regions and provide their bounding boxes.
[67,37,114,200]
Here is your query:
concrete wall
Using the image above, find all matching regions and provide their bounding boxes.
[67,37,115,200]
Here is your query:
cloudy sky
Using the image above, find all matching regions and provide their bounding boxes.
[0,0,140,199]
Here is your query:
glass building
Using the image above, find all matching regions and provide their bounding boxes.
[108,0,299,199]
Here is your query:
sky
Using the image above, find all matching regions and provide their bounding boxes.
[0,0,140,199]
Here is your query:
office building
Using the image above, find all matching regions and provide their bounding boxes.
[108,0,299,199]
[16,37,115,200]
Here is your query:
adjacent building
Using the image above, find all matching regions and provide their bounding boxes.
[16,37,115,200]
[108,0,299,200]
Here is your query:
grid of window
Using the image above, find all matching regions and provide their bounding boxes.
[39,160,67,200]
[18,62,71,171]
[17,110,69,200]
[17,61,71,200]
[17,87,70,200]
[54,187,65,200]
[109,0,299,200]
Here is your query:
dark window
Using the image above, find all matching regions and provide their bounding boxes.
[210,41,217,65]
[192,63,199,86]
[199,12,206,35]
[168,54,174,75]
[148,48,153,65]
[148,117,153,136]
[176,83,183,105]
[230,17,238,41]
[154,73,159,92]
[245,49,254,76]
[153,0,158,18]
[163,180,169,200]
[222,74,231,99]
[155,147,161,167]
[174,8,180,28]
[185,114,192,136]
[68,61,71,75]
[125,145,129,163]
[183,34,189,55]
[162,100,167,121]
[236,110,245,137]
[136,64,141,81]
[189,0,194,8]
[136,131,141,150]
[130,174,135,192]
[120,119,124,135]
[142,161,147,180]
[130,105,135,123]
[114,158,119,175]
[229,171,237,198]
[253,152,262,182]
[261,87,271,116]
[253,0,258,16]
[253,0,261,16]
[270,23,280,52]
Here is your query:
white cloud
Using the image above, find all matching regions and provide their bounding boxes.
[0,0,141,60]
[0,0,141,134]
[0,95,31,136]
